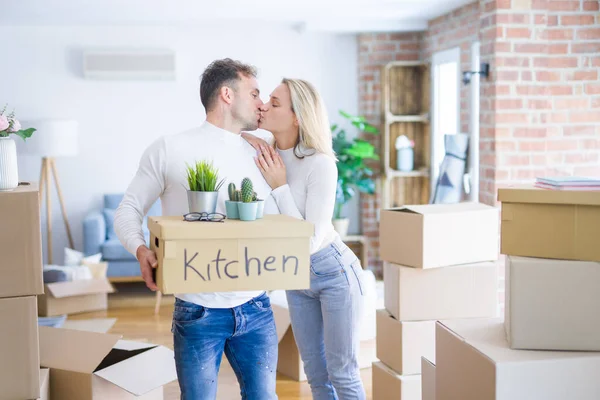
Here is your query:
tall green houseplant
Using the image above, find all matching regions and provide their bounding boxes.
[332,110,379,220]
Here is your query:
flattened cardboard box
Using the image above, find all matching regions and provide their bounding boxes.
[0,296,40,400]
[421,357,435,400]
[149,215,313,294]
[272,303,376,382]
[505,255,600,351]
[498,186,600,261]
[384,261,498,321]
[38,278,115,317]
[379,202,499,268]
[436,318,600,400]
[376,309,435,375]
[39,326,177,399]
[0,183,44,298]
[372,362,421,400]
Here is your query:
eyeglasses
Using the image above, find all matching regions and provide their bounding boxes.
[183,212,227,223]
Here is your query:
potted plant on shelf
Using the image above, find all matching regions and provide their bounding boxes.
[0,105,36,191]
[185,160,225,213]
[238,177,258,221]
[331,110,379,237]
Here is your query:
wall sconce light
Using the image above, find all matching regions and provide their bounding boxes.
[462,63,490,85]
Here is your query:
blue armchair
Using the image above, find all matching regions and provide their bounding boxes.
[83,194,161,280]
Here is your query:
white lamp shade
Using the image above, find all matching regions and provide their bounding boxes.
[17,119,78,157]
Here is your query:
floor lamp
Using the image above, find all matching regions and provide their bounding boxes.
[19,120,78,264]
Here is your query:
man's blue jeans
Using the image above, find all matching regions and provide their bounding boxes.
[172,292,278,400]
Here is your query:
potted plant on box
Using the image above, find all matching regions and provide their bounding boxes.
[185,160,225,213]
[0,105,36,191]
[226,182,241,219]
[253,191,265,219]
[238,177,258,221]
[331,110,379,237]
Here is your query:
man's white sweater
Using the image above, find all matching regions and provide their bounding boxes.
[114,121,279,308]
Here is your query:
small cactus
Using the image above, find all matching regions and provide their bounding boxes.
[241,178,254,203]
[228,183,237,201]
[252,191,258,201]
[236,190,242,202]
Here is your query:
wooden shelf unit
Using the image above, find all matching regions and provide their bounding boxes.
[380,61,431,209]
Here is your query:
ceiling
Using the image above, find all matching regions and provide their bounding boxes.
[1,0,475,32]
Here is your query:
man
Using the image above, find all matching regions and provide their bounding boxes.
[114,58,279,400]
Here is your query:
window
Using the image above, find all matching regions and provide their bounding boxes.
[431,47,461,194]
[468,41,480,202]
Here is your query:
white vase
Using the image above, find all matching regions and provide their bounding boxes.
[0,137,19,191]
[332,218,350,238]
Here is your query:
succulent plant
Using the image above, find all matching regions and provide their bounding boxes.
[228,183,237,201]
[241,178,254,203]
[236,190,242,202]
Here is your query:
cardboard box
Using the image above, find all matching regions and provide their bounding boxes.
[0,183,44,298]
[498,186,600,261]
[436,318,600,400]
[39,326,177,399]
[38,368,50,400]
[379,202,499,268]
[149,215,313,294]
[372,362,421,400]
[38,279,115,317]
[421,357,435,400]
[506,255,600,351]
[384,261,498,321]
[0,296,40,400]
[376,309,435,375]
[273,303,376,381]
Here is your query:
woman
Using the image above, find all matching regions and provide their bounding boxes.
[242,78,365,400]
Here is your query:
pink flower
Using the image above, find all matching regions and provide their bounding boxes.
[8,118,21,132]
[0,115,8,132]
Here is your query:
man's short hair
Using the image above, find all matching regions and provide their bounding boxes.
[200,58,258,112]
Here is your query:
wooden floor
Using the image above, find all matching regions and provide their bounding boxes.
[69,284,373,399]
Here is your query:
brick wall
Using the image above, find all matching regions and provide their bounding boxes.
[358,32,422,276]
[479,0,600,205]
[358,0,600,277]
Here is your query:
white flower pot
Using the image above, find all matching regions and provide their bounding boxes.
[0,137,19,191]
[332,218,350,238]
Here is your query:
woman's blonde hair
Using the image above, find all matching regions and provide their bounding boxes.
[281,78,337,160]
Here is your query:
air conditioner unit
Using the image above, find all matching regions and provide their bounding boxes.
[83,48,176,80]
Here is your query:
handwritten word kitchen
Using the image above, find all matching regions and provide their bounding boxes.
[183,248,300,281]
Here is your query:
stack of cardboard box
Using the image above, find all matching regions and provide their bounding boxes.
[375,202,501,400]
[434,186,600,400]
[0,184,47,400]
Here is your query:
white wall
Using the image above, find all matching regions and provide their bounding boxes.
[0,24,360,264]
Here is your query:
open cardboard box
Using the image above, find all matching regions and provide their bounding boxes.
[149,215,313,294]
[38,278,115,317]
[39,326,177,399]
